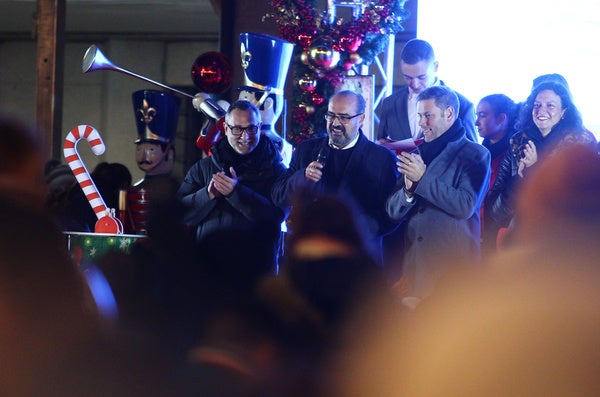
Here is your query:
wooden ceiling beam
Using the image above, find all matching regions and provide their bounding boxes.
[209,0,222,17]
[35,0,65,161]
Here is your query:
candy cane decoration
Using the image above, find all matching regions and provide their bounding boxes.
[64,125,123,234]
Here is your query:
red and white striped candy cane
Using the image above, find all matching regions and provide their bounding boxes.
[63,124,108,219]
[64,125,123,234]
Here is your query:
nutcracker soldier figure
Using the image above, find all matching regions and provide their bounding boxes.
[237,32,295,166]
[125,89,181,235]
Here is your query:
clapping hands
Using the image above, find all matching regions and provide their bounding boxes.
[208,167,238,199]
[518,140,538,177]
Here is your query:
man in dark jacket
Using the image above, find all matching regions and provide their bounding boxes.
[272,90,399,265]
[177,100,287,272]
[376,39,477,143]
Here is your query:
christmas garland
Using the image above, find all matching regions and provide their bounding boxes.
[265,0,409,145]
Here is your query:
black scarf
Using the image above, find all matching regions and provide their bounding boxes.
[483,131,512,161]
[418,118,466,165]
[212,137,279,177]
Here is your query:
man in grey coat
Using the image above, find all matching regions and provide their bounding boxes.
[376,38,478,276]
[386,86,490,302]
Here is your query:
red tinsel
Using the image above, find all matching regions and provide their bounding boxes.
[265,0,408,145]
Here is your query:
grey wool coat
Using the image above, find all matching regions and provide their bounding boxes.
[386,129,490,298]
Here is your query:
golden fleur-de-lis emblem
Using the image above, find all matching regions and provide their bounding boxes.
[138,99,156,126]
[241,42,251,70]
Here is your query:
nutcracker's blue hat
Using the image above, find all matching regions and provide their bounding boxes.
[132,89,181,144]
[239,32,294,96]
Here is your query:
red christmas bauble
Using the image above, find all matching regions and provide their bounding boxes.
[340,36,363,52]
[70,245,83,266]
[311,93,325,106]
[297,32,316,48]
[191,52,233,94]
[342,60,354,71]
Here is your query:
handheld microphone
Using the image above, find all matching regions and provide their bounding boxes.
[316,144,329,167]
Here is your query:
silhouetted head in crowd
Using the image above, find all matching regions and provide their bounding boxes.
[160,222,326,397]
[331,252,600,397]
[45,160,77,196]
[512,144,600,247]
[91,161,132,210]
[285,192,373,262]
[282,192,388,342]
[0,193,101,395]
[0,114,46,203]
[193,224,278,299]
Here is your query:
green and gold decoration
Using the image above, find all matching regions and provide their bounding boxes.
[66,232,144,267]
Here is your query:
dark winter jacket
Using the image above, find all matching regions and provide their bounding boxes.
[177,136,286,248]
[487,126,597,229]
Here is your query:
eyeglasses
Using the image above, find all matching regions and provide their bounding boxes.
[225,123,260,137]
[324,112,363,124]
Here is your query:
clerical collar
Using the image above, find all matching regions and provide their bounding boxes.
[329,132,360,150]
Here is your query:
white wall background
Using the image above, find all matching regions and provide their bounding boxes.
[417,0,600,139]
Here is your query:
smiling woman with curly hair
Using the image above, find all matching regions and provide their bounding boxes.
[485,80,598,250]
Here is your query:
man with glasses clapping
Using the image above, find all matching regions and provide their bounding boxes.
[177,100,287,273]
[272,90,399,265]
